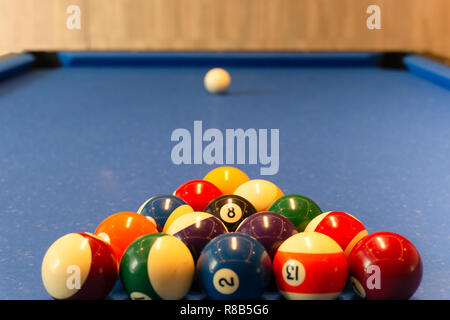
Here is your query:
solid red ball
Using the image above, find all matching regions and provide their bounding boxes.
[173,179,223,212]
[348,231,423,300]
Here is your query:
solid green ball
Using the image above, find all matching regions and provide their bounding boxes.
[268,194,322,231]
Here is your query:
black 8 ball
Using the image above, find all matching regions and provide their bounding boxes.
[204,195,257,231]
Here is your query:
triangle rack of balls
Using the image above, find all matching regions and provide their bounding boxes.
[41,166,423,300]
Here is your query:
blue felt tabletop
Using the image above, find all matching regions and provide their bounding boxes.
[0,52,449,300]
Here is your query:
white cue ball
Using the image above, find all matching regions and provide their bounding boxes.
[204,68,231,94]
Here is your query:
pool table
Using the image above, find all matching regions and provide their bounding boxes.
[0,52,449,300]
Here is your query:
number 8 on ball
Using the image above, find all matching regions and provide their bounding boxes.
[204,195,257,232]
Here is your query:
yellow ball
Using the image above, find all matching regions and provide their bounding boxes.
[234,179,284,212]
[204,68,231,94]
[203,166,250,194]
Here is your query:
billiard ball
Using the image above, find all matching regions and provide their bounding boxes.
[204,68,231,94]
[203,166,250,194]
[137,195,188,231]
[162,204,194,233]
[235,211,297,260]
[305,211,368,257]
[41,232,117,300]
[120,233,195,300]
[204,194,257,231]
[234,179,284,212]
[348,232,423,300]
[173,179,223,212]
[197,233,272,299]
[273,232,348,300]
[167,211,228,261]
[94,211,158,263]
[268,194,322,231]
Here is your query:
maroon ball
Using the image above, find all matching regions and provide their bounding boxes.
[236,211,297,260]
[348,231,423,300]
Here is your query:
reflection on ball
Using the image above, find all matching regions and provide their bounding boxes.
[273,232,348,300]
[268,194,322,231]
[305,211,368,257]
[204,194,257,232]
[167,212,228,262]
[348,232,423,300]
[119,233,195,300]
[234,179,284,212]
[197,233,272,299]
[41,232,117,300]
[236,211,297,260]
[137,195,188,231]
[203,166,250,194]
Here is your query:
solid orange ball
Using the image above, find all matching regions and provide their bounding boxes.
[203,166,250,195]
[94,211,158,264]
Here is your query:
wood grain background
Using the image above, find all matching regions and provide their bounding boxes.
[0,0,448,58]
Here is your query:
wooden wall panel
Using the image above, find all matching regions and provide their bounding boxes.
[0,0,448,58]
[428,0,450,60]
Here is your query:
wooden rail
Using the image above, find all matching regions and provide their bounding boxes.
[0,0,448,59]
